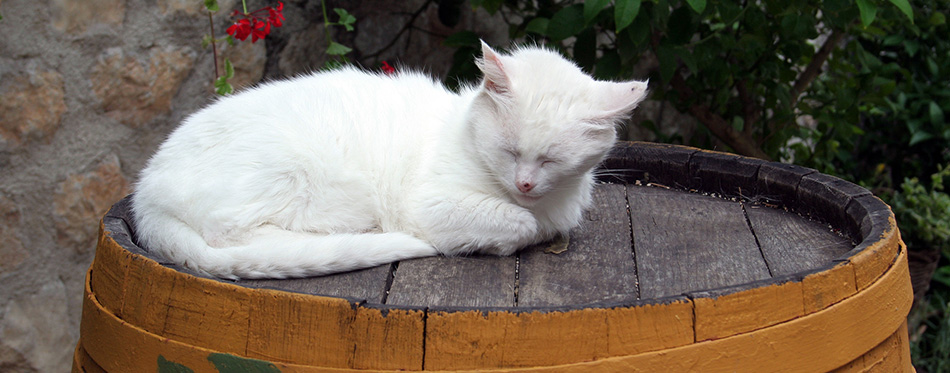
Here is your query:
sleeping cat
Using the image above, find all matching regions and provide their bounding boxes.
[132,42,648,279]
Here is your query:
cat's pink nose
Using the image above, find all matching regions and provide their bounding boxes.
[518,182,534,193]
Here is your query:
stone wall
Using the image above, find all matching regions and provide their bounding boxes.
[0,1,506,370]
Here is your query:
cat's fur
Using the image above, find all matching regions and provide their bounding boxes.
[132,42,648,279]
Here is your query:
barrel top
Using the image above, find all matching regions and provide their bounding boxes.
[105,142,893,312]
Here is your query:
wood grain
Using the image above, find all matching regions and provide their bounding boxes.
[386,254,515,308]
[745,204,852,276]
[628,185,770,298]
[518,183,637,306]
[238,265,390,303]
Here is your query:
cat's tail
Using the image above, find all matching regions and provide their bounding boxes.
[136,213,438,280]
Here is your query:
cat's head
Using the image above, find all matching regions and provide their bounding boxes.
[468,41,648,207]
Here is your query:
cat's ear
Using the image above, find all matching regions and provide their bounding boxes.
[476,41,512,96]
[594,79,650,121]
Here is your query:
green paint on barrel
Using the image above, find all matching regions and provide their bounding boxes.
[157,355,195,373]
[208,353,281,373]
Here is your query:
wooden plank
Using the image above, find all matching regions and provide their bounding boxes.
[754,162,816,209]
[237,265,391,303]
[628,185,770,298]
[691,278,805,341]
[797,173,872,228]
[688,150,764,198]
[386,255,515,308]
[745,204,853,276]
[604,141,697,187]
[517,183,637,307]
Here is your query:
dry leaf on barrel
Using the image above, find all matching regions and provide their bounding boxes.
[543,234,571,255]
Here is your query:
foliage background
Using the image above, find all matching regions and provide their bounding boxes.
[437,0,948,369]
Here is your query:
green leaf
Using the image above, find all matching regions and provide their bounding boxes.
[214,76,233,96]
[324,59,345,71]
[615,0,642,33]
[223,58,234,79]
[525,17,550,36]
[930,11,946,26]
[204,0,219,12]
[584,0,610,24]
[334,8,356,31]
[326,41,353,56]
[731,116,744,132]
[927,56,939,76]
[656,43,677,83]
[856,0,877,27]
[547,5,584,41]
[930,101,945,126]
[903,39,919,56]
[887,0,914,23]
[910,131,934,145]
[625,11,650,47]
[442,31,481,47]
[674,46,697,74]
[667,6,695,44]
[932,266,950,288]
[202,35,213,49]
[214,60,235,95]
[594,50,622,80]
[685,0,706,14]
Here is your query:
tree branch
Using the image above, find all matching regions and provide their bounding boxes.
[791,29,845,107]
[736,78,760,138]
[671,71,772,160]
[761,29,846,142]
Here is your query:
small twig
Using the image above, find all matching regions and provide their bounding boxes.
[364,0,435,59]
[321,0,333,46]
[208,11,220,80]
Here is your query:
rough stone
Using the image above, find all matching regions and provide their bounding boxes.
[277,25,327,75]
[52,154,130,253]
[50,0,125,34]
[90,46,196,127]
[0,70,66,151]
[159,0,238,16]
[0,196,26,273]
[221,39,267,91]
[0,281,73,373]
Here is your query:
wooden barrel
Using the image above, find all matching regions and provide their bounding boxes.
[74,142,914,372]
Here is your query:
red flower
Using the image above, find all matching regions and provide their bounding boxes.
[226,19,252,41]
[226,2,284,43]
[381,61,396,75]
[268,2,284,27]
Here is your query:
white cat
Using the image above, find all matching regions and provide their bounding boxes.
[131,42,648,279]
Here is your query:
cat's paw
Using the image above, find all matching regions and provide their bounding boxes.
[504,206,539,237]
[484,206,539,256]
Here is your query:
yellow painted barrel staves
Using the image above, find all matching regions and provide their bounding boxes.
[73,142,915,372]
